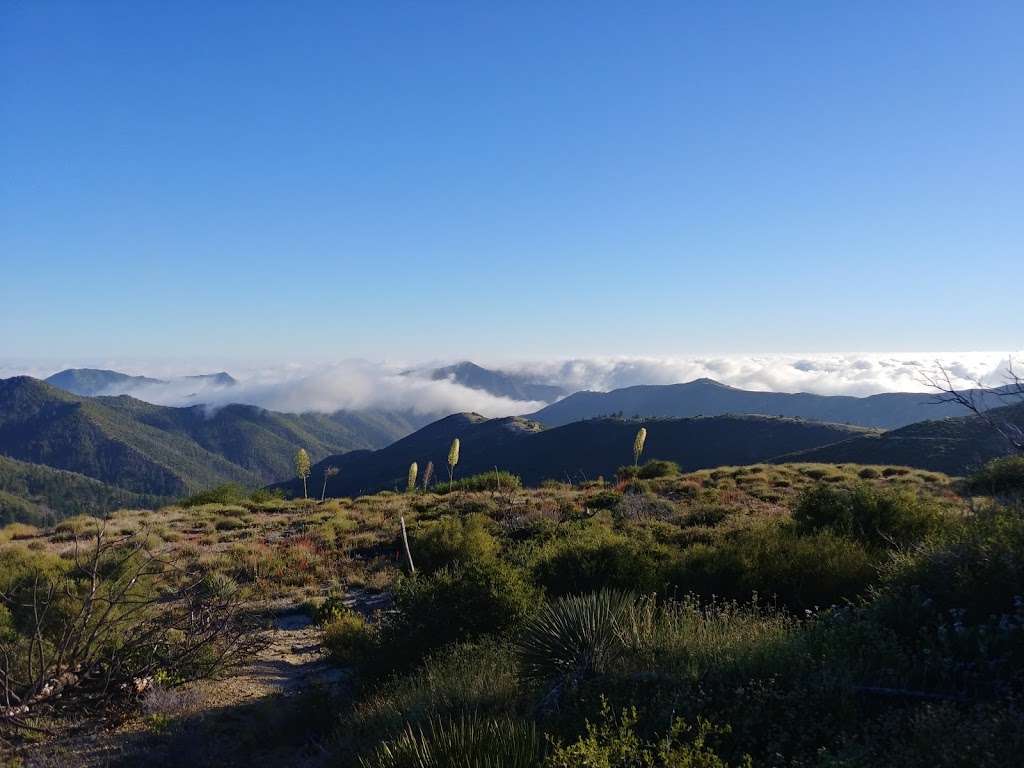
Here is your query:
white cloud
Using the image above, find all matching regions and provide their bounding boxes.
[2,352,1019,416]
[501,352,1020,398]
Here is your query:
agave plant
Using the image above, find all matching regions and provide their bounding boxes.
[515,589,636,684]
[358,714,541,768]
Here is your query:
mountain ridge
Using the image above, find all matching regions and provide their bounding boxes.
[529,377,992,429]
[0,376,426,502]
[272,411,872,498]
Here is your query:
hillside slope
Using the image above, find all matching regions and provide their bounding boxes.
[274,412,871,497]
[775,403,1024,475]
[0,455,164,525]
[0,377,424,498]
[529,377,992,429]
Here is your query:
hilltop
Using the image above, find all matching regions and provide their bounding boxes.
[6,457,1022,767]
[274,411,872,497]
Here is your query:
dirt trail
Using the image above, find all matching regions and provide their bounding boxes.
[17,590,392,768]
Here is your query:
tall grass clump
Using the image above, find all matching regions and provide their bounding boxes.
[358,714,541,768]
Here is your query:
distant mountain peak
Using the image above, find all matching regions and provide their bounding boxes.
[44,368,165,396]
[185,372,237,386]
[427,362,565,404]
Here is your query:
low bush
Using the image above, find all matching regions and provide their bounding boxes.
[618,460,681,481]
[322,609,376,665]
[967,455,1024,497]
[0,522,39,542]
[669,525,875,609]
[180,483,251,507]
[377,558,536,673]
[411,514,498,573]
[430,471,522,495]
[533,526,669,596]
[547,699,745,768]
[586,489,623,511]
[793,483,947,547]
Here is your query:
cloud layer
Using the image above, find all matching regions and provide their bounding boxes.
[2,352,1018,417]
[503,352,1021,398]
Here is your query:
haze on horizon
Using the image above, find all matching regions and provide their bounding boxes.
[2,2,1022,362]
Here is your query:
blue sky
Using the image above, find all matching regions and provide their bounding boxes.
[1,1,1021,363]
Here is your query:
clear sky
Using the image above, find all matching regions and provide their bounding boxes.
[1,1,1021,363]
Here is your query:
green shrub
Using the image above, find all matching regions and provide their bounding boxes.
[412,514,499,573]
[378,559,536,673]
[967,456,1024,496]
[180,483,250,507]
[637,460,681,479]
[533,527,669,596]
[793,483,946,547]
[587,490,623,511]
[323,609,376,665]
[546,698,746,768]
[250,487,285,503]
[670,526,875,609]
[430,471,522,495]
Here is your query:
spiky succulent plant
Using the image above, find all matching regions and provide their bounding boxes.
[358,714,540,768]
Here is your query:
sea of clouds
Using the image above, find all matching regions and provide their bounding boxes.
[1,352,1018,417]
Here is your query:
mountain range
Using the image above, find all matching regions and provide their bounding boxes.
[44,367,239,397]
[528,377,990,429]
[0,376,425,504]
[273,412,874,498]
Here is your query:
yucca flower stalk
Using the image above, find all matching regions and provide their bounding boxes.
[321,465,339,501]
[407,461,418,493]
[447,438,460,484]
[422,460,434,490]
[633,427,647,467]
[295,448,311,499]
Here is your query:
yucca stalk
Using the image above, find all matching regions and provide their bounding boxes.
[295,448,311,499]
[407,461,418,493]
[400,515,415,574]
[447,438,460,484]
[422,460,434,490]
[633,427,647,467]
[321,465,339,501]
